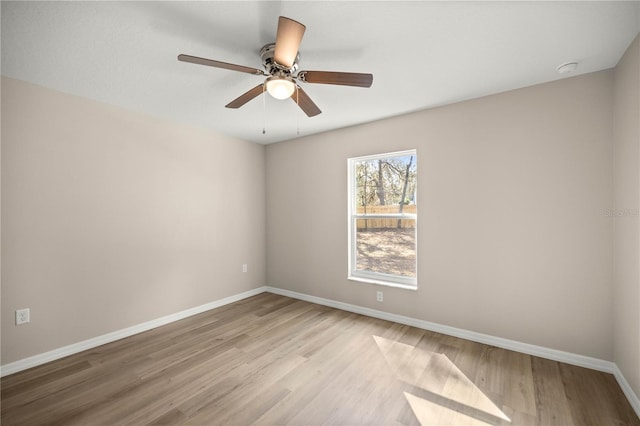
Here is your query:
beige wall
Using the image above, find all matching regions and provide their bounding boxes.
[613,35,640,398]
[1,77,266,364]
[266,70,614,360]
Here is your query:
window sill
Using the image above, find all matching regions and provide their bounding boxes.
[348,275,417,291]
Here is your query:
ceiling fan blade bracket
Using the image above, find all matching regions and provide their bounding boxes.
[261,42,299,75]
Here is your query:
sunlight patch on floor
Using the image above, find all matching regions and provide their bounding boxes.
[373,335,511,425]
[404,391,492,426]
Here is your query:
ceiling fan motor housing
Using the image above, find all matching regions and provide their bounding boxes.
[260,43,299,75]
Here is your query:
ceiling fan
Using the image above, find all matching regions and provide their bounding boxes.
[178,16,373,117]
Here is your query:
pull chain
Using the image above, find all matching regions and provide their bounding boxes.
[296,85,300,136]
[262,85,266,135]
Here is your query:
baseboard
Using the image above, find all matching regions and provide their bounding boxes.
[265,286,640,418]
[265,286,614,372]
[0,286,267,377]
[613,364,640,418]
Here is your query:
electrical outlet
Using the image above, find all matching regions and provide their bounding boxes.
[376,291,383,302]
[16,308,30,325]
[242,264,248,273]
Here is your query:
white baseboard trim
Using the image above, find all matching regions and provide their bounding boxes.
[613,364,640,417]
[0,286,267,377]
[265,286,640,418]
[265,286,615,372]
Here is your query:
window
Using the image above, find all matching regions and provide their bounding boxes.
[348,150,417,289]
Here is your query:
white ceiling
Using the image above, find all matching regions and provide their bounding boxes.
[2,1,639,144]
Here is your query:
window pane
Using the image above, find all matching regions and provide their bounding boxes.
[354,155,417,210]
[349,149,417,287]
[355,218,416,277]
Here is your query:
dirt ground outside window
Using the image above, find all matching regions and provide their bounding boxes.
[356,228,416,277]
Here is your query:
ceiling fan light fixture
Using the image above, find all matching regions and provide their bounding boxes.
[266,75,295,100]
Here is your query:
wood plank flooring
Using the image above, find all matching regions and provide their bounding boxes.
[2,293,638,425]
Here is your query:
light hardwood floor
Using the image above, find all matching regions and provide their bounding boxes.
[2,293,638,425]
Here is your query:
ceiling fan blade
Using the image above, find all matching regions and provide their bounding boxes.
[298,71,373,88]
[178,54,265,76]
[274,16,306,68]
[225,84,265,109]
[291,85,321,117]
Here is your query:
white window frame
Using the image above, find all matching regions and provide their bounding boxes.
[348,150,417,290]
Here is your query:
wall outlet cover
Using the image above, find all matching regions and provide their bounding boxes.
[16,308,30,325]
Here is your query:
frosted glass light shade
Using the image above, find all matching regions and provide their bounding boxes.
[266,76,295,100]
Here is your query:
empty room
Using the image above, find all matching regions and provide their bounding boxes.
[1,1,639,425]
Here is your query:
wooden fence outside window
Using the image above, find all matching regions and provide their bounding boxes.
[355,205,416,229]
